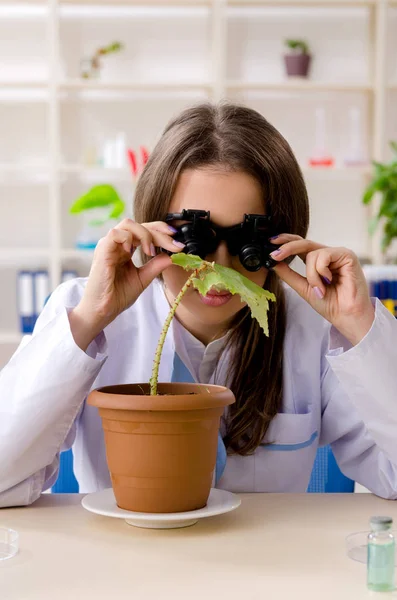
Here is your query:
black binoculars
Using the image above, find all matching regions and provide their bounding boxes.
[165,209,279,272]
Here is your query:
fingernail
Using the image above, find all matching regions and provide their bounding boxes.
[150,243,156,257]
[269,235,279,241]
[313,286,324,299]
[167,225,178,234]
[270,249,282,258]
[173,240,185,248]
[322,276,331,285]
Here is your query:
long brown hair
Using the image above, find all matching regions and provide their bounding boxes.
[134,102,309,455]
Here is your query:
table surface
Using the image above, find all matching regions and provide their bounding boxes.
[1,492,397,600]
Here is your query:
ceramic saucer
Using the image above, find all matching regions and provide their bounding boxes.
[82,487,241,529]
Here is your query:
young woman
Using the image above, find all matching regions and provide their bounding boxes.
[1,102,397,507]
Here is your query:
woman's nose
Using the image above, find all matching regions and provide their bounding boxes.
[206,240,233,268]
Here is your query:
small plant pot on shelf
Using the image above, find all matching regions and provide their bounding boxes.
[88,382,235,514]
[283,54,311,78]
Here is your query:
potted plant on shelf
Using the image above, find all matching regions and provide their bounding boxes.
[88,253,276,514]
[69,184,126,250]
[80,41,124,80]
[362,141,397,257]
[283,39,312,78]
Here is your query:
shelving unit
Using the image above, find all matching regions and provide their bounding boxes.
[1,0,396,365]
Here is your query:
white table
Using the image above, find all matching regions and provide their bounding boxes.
[1,493,397,600]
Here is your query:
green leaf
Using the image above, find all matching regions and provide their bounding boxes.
[362,183,377,205]
[285,39,309,53]
[171,253,203,271]
[390,140,397,155]
[69,184,125,221]
[171,253,276,336]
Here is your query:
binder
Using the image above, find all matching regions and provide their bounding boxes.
[17,270,35,334]
[34,270,50,323]
[363,265,397,317]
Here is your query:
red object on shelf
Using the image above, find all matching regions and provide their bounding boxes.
[308,157,335,167]
[141,146,149,166]
[127,149,138,176]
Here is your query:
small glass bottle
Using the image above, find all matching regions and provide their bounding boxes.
[367,516,395,592]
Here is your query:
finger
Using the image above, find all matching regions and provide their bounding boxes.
[104,228,134,257]
[149,229,185,253]
[273,261,311,300]
[314,250,333,284]
[269,233,303,245]
[138,253,172,290]
[114,218,153,256]
[270,239,326,264]
[305,251,326,296]
[143,221,178,236]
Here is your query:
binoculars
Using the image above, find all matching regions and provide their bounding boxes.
[165,209,279,272]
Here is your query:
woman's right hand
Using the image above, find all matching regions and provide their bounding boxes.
[69,218,184,350]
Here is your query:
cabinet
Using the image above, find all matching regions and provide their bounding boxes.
[0,0,394,365]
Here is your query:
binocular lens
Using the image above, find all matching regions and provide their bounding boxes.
[239,246,262,272]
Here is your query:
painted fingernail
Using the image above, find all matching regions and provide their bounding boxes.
[269,235,279,241]
[167,225,178,234]
[322,276,331,285]
[150,243,156,257]
[270,249,282,258]
[313,286,324,299]
[173,240,185,248]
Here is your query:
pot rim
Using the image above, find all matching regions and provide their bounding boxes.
[88,382,235,411]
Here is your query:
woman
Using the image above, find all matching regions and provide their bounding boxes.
[0,102,396,507]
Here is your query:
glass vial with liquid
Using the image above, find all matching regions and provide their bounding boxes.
[367,516,395,592]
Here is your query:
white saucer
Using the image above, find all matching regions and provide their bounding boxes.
[82,487,241,529]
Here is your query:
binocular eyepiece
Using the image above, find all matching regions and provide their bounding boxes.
[165,209,279,272]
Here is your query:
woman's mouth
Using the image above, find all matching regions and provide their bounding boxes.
[197,288,233,307]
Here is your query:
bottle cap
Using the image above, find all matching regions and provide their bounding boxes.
[370,516,393,531]
[0,527,19,561]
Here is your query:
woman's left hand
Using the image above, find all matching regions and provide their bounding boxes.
[269,234,375,346]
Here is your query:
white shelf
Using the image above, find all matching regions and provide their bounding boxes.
[0,81,47,88]
[61,248,95,260]
[302,165,372,177]
[0,248,50,266]
[60,0,211,4]
[228,0,377,5]
[0,163,50,184]
[61,164,133,182]
[0,332,23,345]
[0,82,48,103]
[60,79,213,93]
[227,80,374,92]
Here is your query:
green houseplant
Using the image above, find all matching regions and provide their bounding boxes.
[69,184,126,249]
[284,38,312,78]
[88,253,275,514]
[80,41,124,79]
[362,141,397,255]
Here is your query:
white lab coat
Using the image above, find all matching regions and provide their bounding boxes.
[1,276,397,507]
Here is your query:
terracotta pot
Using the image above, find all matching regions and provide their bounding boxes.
[284,54,311,78]
[88,382,235,513]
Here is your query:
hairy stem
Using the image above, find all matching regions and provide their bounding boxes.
[149,264,210,395]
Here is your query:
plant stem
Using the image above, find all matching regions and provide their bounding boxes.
[149,264,209,396]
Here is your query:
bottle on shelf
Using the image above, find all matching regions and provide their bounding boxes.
[308,107,335,168]
[344,107,368,167]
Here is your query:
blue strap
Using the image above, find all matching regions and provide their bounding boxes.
[171,352,227,484]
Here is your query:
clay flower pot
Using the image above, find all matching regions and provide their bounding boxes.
[284,53,311,78]
[88,382,235,513]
